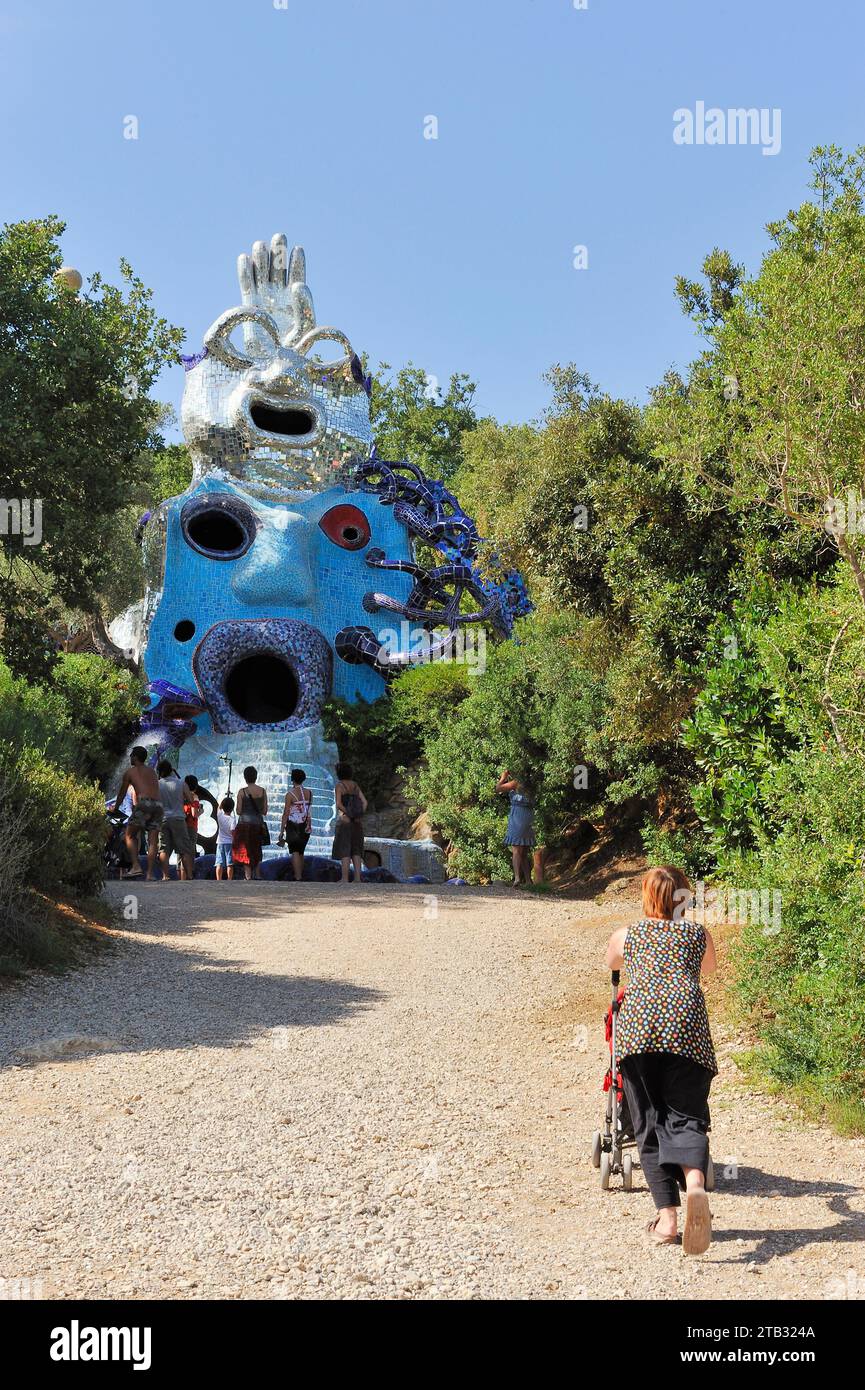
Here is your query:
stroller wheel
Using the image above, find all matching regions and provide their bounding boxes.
[590,1131,602,1169]
[622,1153,634,1191]
[600,1151,612,1190]
[705,1155,715,1192]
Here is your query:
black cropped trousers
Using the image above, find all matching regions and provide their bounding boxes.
[620,1052,712,1209]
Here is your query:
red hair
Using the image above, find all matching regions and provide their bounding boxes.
[642,865,693,920]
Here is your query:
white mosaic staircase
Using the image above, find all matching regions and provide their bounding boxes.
[170,725,338,849]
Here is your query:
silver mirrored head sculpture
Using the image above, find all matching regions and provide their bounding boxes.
[180,233,373,497]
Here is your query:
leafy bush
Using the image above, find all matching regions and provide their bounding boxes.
[682,609,799,857]
[321,695,421,808]
[0,653,141,782]
[0,652,138,956]
[684,577,865,1128]
[12,746,106,896]
[0,741,106,900]
[388,660,473,736]
[725,750,865,1128]
[639,820,715,882]
[403,613,612,880]
[49,653,142,782]
[0,658,72,764]
[0,754,106,973]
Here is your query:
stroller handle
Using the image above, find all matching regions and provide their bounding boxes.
[611,969,620,987]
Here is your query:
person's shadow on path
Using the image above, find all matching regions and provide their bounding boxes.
[706,1166,865,1266]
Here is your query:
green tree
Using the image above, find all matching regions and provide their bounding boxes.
[450,369,752,823]
[149,440,193,505]
[370,361,478,481]
[406,612,618,880]
[0,216,184,674]
[94,435,193,621]
[654,146,865,617]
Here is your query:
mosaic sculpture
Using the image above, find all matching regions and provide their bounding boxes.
[112,234,530,865]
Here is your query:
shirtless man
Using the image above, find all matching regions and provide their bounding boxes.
[114,747,163,880]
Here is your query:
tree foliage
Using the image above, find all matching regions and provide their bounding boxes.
[370,361,478,480]
[0,216,184,672]
[654,146,865,614]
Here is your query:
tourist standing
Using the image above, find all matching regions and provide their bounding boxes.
[332,762,367,885]
[604,865,717,1254]
[215,796,236,881]
[279,769,313,883]
[233,766,269,881]
[156,760,195,882]
[182,781,201,879]
[113,747,163,881]
[183,774,218,854]
[495,769,536,886]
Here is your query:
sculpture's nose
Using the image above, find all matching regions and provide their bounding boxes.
[230,509,314,605]
[256,351,310,398]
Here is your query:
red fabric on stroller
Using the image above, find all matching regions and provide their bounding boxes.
[603,988,634,1138]
[603,988,625,1100]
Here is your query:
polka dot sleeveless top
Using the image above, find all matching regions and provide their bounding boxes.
[617,918,717,1075]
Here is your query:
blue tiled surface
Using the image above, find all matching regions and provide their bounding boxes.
[144,477,414,727]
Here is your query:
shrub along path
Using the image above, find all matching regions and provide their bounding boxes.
[0,883,862,1300]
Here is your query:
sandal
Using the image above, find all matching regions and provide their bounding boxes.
[682,1190,712,1255]
[646,1217,679,1246]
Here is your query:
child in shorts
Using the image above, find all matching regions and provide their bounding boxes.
[216,796,236,881]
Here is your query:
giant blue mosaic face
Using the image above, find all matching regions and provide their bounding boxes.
[143,476,413,732]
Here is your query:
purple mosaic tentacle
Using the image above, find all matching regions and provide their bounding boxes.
[344,455,532,678]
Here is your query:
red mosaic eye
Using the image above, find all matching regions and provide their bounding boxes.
[318,504,371,551]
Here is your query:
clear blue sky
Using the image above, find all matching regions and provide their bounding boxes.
[2,0,863,432]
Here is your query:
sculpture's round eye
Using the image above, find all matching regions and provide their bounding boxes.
[181,494,257,560]
[318,504,371,551]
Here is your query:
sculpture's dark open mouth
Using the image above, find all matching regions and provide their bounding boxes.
[249,401,317,437]
[192,618,332,733]
[224,653,299,723]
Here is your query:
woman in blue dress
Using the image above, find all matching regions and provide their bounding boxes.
[496,768,536,885]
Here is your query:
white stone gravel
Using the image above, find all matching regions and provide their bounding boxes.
[0,881,862,1301]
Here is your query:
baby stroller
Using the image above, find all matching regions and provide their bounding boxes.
[590,970,639,1190]
[589,970,715,1193]
[104,805,133,874]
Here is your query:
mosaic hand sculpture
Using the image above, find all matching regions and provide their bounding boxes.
[180,232,372,497]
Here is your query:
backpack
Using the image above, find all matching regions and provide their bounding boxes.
[341,785,364,821]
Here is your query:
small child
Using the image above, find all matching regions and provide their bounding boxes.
[215,796,237,881]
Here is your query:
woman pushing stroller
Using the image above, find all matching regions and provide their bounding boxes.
[604,865,717,1254]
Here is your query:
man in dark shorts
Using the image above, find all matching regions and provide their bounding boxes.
[156,760,195,881]
[114,747,163,880]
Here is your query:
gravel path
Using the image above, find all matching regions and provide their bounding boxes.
[0,882,863,1301]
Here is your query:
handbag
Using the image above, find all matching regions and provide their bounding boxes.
[240,788,271,844]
